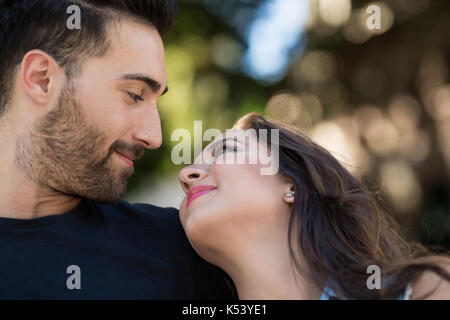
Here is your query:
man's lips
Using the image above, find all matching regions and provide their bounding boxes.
[115,151,134,167]
[187,185,217,208]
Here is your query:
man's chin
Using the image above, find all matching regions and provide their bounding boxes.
[86,187,127,204]
[90,165,134,203]
[78,175,130,204]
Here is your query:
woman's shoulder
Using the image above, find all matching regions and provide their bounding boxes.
[410,260,450,300]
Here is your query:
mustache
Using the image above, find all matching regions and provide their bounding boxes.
[109,140,146,161]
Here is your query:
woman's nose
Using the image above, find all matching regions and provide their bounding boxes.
[178,165,208,194]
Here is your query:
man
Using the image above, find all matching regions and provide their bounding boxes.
[0,0,234,299]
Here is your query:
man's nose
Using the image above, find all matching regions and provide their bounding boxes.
[178,165,209,194]
[132,105,162,150]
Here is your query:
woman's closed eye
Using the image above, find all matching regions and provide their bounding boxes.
[212,143,239,158]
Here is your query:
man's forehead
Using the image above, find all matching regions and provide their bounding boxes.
[107,19,167,83]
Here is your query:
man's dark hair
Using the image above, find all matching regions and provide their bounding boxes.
[0,0,178,116]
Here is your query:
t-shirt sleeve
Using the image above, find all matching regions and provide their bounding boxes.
[156,204,237,299]
[123,201,237,299]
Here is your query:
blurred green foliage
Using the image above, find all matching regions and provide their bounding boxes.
[127,0,450,249]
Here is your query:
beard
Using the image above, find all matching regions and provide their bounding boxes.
[14,82,144,203]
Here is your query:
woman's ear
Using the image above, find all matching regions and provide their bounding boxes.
[282,176,295,204]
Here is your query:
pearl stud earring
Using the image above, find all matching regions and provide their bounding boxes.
[284,192,295,198]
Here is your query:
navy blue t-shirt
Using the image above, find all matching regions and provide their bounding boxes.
[0,198,234,299]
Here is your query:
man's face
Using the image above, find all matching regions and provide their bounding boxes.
[15,20,167,203]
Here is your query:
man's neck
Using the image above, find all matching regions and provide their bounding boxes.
[0,167,81,220]
[0,116,82,219]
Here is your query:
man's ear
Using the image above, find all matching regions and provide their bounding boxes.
[20,50,61,105]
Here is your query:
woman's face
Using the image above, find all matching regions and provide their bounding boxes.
[178,129,294,263]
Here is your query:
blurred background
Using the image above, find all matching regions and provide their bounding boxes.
[125,0,450,249]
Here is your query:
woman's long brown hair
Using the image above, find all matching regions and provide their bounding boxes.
[233,112,450,299]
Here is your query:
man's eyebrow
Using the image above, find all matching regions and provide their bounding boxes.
[120,73,168,96]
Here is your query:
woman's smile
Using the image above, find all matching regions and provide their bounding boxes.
[186,185,218,208]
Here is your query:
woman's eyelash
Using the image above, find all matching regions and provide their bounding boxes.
[213,144,238,157]
[127,92,144,103]
[224,144,238,152]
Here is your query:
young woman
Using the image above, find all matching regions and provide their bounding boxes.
[178,112,450,300]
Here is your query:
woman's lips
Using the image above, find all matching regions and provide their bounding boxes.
[187,185,217,208]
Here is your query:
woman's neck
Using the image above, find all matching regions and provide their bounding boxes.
[219,241,324,300]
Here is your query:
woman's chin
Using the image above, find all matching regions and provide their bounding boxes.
[188,236,227,267]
